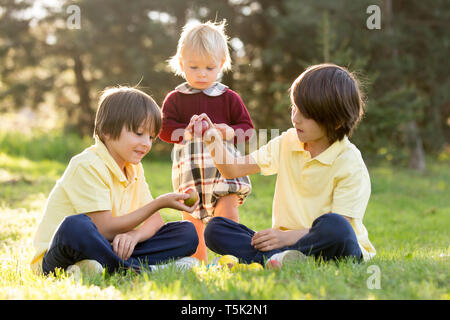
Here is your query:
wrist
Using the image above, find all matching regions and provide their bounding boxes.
[153,196,166,211]
[184,129,193,141]
[225,127,235,140]
[204,128,222,146]
[126,229,142,242]
[285,229,308,246]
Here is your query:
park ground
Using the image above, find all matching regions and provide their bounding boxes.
[0,132,449,299]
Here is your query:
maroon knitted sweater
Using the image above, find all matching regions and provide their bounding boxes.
[159,89,254,144]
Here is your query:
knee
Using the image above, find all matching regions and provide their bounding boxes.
[57,214,95,236]
[48,214,95,253]
[313,213,361,260]
[315,213,355,243]
[180,221,199,253]
[204,217,225,247]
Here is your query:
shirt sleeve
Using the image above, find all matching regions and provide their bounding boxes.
[227,90,254,144]
[249,132,283,176]
[159,92,187,144]
[332,164,371,219]
[62,163,112,214]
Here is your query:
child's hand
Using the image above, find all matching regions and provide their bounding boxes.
[251,228,291,252]
[193,114,222,144]
[185,114,209,140]
[112,230,140,260]
[251,228,307,251]
[156,192,199,213]
[184,115,199,141]
[214,123,235,140]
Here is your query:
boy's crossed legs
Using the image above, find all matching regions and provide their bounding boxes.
[204,213,362,265]
[42,214,199,275]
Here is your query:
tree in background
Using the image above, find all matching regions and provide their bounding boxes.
[0,0,448,169]
[0,0,53,113]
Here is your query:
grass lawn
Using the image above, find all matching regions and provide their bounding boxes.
[0,149,448,300]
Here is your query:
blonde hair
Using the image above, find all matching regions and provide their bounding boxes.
[168,20,232,76]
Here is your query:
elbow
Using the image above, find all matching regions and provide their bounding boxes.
[154,213,165,230]
[159,128,184,144]
[94,219,121,242]
[87,211,123,241]
[157,131,172,144]
[222,173,236,179]
[221,173,233,179]
[96,225,116,242]
[219,169,238,179]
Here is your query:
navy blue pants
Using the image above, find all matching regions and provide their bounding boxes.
[42,214,199,274]
[204,213,362,264]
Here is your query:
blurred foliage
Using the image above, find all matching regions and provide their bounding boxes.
[0,129,91,162]
[0,0,449,168]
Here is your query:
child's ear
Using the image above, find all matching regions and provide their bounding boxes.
[103,133,111,142]
[179,57,185,70]
[220,59,225,69]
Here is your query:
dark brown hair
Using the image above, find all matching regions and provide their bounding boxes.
[290,63,365,143]
[94,86,161,141]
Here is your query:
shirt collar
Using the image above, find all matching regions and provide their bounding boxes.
[175,82,229,97]
[313,137,348,165]
[286,128,348,165]
[91,137,138,186]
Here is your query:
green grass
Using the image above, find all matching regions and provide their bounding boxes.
[0,138,449,299]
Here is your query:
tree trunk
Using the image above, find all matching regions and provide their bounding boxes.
[384,0,426,171]
[406,120,426,172]
[72,54,94,136]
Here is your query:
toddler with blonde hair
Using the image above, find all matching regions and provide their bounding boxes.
[159,20,254,262]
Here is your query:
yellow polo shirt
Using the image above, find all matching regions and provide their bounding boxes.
[30,138,153,273]
[250,128,376,261]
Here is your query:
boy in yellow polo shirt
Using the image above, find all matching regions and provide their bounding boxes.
[31,86,200,275]
[193,63,375,266]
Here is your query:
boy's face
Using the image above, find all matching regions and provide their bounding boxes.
[180,51,224,90]
[104,124,154,170]
[291,104,328,145]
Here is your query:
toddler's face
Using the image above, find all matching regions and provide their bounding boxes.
[180,52,223,90]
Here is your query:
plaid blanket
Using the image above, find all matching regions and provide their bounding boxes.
[172,138,252,223]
